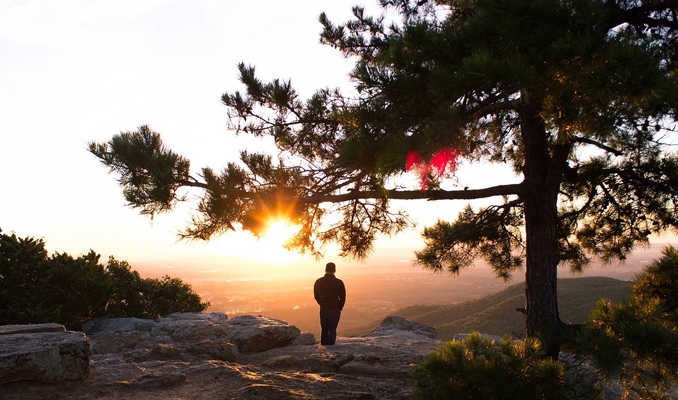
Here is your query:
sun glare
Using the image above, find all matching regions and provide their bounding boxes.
[200,218,307,270]
[244,219,305,266]
[262,220,298,249]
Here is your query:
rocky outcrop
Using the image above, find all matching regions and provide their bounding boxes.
[0,315,442,400]
[369,315,438,339]
[244,316,443,377]
[226,315,301,353]
[82,313,302,361]
[0,324,90,384]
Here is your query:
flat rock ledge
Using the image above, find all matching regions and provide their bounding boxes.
[0,314,443,400]
[0,324,90,384]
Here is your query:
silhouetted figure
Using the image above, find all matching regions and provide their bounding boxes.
[314,262,346,345]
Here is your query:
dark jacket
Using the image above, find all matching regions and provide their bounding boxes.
[314,273,346,310]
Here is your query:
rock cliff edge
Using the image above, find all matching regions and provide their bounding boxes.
[0,314,442,400]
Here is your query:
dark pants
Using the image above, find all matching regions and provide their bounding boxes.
[319,308,341,345]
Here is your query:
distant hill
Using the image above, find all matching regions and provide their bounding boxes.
[347,276,632,341]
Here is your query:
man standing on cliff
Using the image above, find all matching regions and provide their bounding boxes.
[314,262,346,346]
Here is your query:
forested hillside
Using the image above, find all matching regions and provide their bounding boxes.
[349,277,632,340]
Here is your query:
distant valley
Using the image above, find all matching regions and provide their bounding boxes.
[345,276,632,340]
[192,267,506,338]
[183,243,671,339]
[193,271,633,339]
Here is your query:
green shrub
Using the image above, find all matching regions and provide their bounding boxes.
[105,257,208,319]
[0,231,49,324]
[412,333,569,400]
[0,231,111,326]
[36,251,112,326]
[572,246,678,399]
[575,298,678,399]
[631,246,678,323]
[0,229,208,327]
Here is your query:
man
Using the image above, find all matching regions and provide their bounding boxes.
[313,262,346,345]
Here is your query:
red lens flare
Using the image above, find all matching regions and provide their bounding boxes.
[406,151,426,171]
[406,148,461,190]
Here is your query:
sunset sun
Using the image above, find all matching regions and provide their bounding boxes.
[261,220,297,250]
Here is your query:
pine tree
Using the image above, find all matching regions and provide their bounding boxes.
[89,0,678,345]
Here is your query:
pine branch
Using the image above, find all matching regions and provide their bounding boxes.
[466,97,521,118]
[301,183,523,203]
[572,136,624,156]
[176,178,209,190]
[618,2,678,30]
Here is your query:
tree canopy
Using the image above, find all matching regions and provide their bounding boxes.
[90,0,678,339]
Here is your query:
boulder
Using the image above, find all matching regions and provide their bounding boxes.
[368,316,438,339]
[86,313,233,356]
[157,312,232,342]
[158,312,228,323]
[166,320,233,342]
[294,332,317,346]
[85,314,300,361]
[81,317,152,334]
[225,315,301,353]
[90,330,152,354]
[82,313,228,337]
[0,330,90,384]
[148,340,239,362]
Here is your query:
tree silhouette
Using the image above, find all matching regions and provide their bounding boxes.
[90,0,678,346]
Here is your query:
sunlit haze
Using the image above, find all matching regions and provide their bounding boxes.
[1,0,676,322]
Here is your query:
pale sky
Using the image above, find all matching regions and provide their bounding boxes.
[0,0,441,280]
[1,0,674,282]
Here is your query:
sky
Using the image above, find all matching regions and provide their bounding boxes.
[1,0,675,283]
[0,0,441,280]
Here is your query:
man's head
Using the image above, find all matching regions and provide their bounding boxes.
[325,262,336,274]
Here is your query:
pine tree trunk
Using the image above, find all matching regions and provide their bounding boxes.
[523,190,561,337]
[519,104,565,344]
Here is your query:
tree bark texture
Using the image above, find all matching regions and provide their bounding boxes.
[519,105,564,339]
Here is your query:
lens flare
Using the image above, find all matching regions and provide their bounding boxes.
[406,148,461,190]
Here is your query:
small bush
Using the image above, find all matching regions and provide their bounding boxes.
[412,333,569,400]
